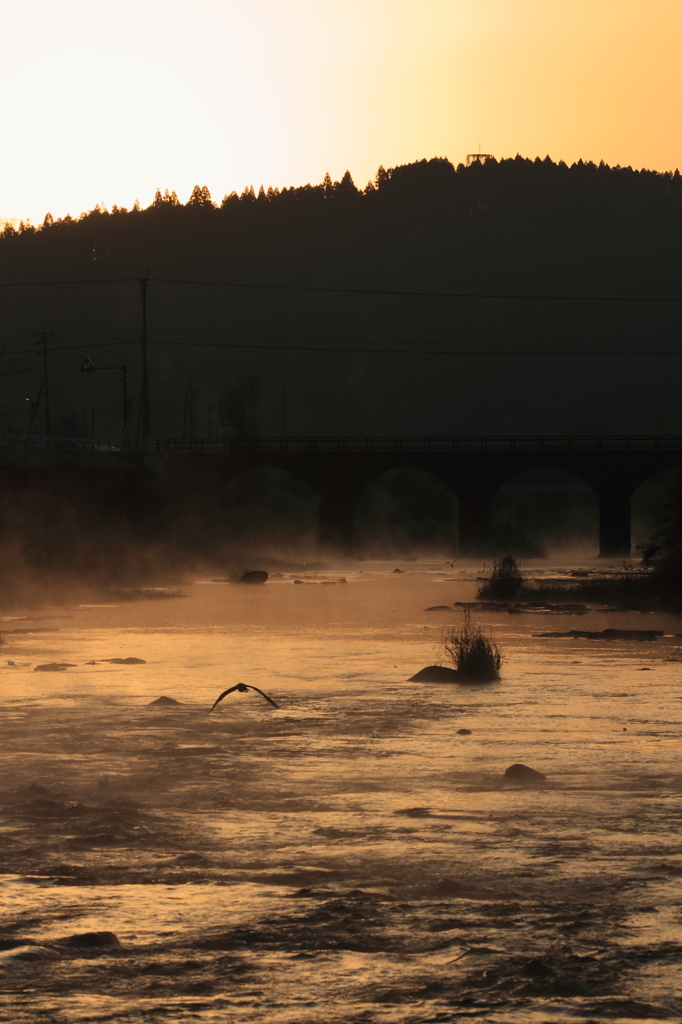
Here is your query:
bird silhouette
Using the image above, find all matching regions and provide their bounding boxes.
[209,682,279,712]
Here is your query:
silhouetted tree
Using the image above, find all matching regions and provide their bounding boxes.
[187,184,214,207]
[152,188,180,207]
[336,170,357,195]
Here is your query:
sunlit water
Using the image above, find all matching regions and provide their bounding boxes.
[0,562,680,1022]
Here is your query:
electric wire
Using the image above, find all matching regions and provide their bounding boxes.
[1,274,681,303]
[2,337,681,358]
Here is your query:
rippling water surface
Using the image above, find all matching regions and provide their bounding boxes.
[1,562,680,1022]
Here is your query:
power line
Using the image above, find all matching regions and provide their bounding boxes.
[1,274,681,303]
[8,339,679,358]
[152,277,682,304]
[0,278,136,288]
[148,341,682,356]
[0,330,138,344]
[4,327,681,358]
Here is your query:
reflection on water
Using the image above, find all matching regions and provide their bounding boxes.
[0,562,680,1022]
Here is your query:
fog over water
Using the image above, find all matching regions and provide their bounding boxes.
[0,562,680,1022]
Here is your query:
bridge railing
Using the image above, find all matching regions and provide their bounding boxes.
[3,434,682,454]
[158,435,682,454]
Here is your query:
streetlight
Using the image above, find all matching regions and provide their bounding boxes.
[80,358,130,440]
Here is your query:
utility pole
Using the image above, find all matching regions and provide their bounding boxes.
[139,275,151,438]
[35,331,53,435]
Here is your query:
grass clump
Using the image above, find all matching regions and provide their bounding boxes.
[477,555,525,601]
[443,616,502,681]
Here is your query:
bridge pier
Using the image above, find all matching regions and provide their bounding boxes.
[598,496,631,558]
[458,494,493,556]
[319,495,354,560]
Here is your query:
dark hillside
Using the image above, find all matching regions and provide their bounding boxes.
[1,156,681,439]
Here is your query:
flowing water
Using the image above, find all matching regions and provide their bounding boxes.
[0,563,680,1022]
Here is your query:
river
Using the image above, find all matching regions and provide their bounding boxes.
[0,561,680,1022]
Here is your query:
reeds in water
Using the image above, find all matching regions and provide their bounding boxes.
[477,555,525,601]
[443,616,502,681]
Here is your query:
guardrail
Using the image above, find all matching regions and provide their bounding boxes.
[4,434,682,455]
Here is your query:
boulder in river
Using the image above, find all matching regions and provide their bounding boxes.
[239,570,268,584]
[61,931,121,949]
[457,728,472,735]
[34,663,76,672]
[408,665,459,682]
[104,657,147,664]
[504,763,547,786]
[147,696,182,706]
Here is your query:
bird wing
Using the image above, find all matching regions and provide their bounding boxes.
[245,685,280,709]
[209,684,241,713]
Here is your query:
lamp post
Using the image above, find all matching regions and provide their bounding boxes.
[81,358,129,440]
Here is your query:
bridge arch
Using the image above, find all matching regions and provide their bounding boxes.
[630,467,682,551]
[218,467,320,555]
[489,467,599,557]
[352,467,458,559]
[163,441,682,560]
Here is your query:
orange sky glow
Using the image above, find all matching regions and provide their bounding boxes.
[1,0,681,224]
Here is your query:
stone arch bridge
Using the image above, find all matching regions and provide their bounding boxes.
[161,435,682,557]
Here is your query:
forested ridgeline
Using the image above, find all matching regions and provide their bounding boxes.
[3,155,682,292]
[1,155,681,439]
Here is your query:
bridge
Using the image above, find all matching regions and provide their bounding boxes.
[6,433,682,556]
[153,434,682,557]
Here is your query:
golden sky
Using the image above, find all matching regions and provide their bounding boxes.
[2,0,681,224]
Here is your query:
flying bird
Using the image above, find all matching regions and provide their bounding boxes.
[209,682,279,713]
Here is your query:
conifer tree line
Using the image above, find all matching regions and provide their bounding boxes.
[3,154,682,237]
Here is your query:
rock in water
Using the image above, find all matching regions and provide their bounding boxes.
[536,628,663,641]
[408,665,459,682]
[504,763,547,786]
[34,663,75,672]
[61,932,121,948]
[147,696,182,706]
[104,657,147,664]
[457,728,472,735]
[239,570,268,584]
